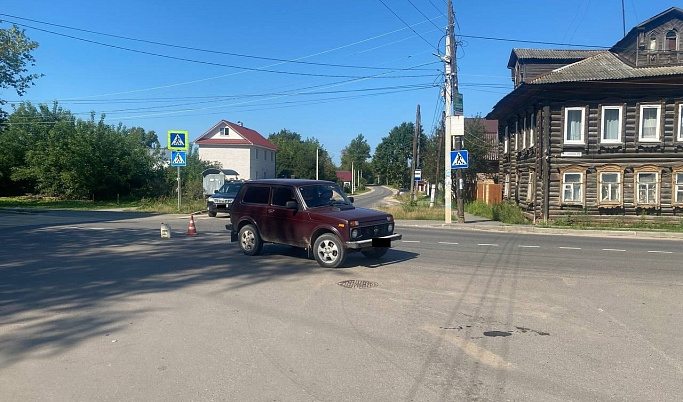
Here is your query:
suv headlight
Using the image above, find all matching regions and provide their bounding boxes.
[387,223,394,233]
[207,196,215,203]
[351,228,360,239]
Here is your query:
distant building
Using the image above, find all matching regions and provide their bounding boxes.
[195,120,278,180]
[335,171,352,188]
[487,7,683,222]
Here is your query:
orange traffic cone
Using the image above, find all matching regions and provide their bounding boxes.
[186,215,198,236]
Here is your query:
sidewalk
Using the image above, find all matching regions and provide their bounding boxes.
[396,213,683,240]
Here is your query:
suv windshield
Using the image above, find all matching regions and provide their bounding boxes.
[299,184,350,208]
[217,182,243,195]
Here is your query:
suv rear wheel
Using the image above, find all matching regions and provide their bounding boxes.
[313,233,346,268]
[238,224,263,256]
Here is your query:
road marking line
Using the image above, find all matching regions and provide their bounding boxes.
[402,240,420,243]
[518,245,540,248]
[559,247,581,250]
[438,241,459,245]
[478,243,499,246]
[602,248,626,252]
[648,250,673,254]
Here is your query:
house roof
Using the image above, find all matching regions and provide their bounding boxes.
[507,49,603,68]
[528,51,683,84]
[612,7,683,55]
[195,120,278,151]
[336,171,352,182]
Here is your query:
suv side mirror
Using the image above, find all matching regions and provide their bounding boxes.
[214,190,219,194]
[285,200,298,209]
[348,196,354,204]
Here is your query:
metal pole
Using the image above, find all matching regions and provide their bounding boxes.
[444,0,454,223]
[177,166,181,211]
[316,147,319,180]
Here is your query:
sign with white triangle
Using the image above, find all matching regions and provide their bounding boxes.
[450,150,469,169]
[171,151,186,166]
[167,130,189,150]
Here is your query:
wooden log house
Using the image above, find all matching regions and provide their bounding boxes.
[487,7,683,223]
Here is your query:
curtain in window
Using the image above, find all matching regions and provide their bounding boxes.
[567,110,582,141]
[641,108,658,139]
[603,109,619,140]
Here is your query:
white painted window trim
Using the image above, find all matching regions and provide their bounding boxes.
[678,104,683,142]
[529,113,535,148]
[564,107,585,145]
[600,106,623,144]
[675,172,683,204]
[599,171,621,203]
[562,172,584,204]
[522,117,527,149]
[515,121,518,151]
[638,104,661,142]
[504,126,509,154]
[636,171,659,205]
[527,170,534,201]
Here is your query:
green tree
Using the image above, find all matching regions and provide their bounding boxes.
[340,134,372,187]
[0,25,41,118]
[371,122,424,188]
[268,129,335,180]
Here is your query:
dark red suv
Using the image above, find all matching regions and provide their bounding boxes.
[226,179,402,267]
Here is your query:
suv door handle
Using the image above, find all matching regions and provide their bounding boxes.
[268,209,274,213]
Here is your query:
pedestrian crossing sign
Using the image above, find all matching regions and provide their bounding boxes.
[450,150,469,169]
[168,130,189,150]
[171,151,187,166]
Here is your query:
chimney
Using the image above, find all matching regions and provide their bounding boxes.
[237,121,243,126]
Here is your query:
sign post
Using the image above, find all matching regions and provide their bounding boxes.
[168,131,189,211]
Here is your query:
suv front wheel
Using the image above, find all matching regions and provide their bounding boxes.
[238,224,263,256]
[313,233,346,268]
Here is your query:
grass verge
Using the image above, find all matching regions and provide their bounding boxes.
[0,196,207,214]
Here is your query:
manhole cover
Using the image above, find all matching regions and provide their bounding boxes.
[337,280,378,289]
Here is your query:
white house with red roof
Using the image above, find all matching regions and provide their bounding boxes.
[195,120,278,180]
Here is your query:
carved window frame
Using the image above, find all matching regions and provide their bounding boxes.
[596,165,623,207]
[560,166,586,206]
[633,165,662,208]
[672,167,683,206]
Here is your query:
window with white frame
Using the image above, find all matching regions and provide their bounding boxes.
[522,117,527,149]
[601,106,622,143]
[529,113,535,147]
[504,126,509,154]
[527,169,535,201]
[676,172,683,204]
[599,172,621,203]
[636,172,658,205]
[219,127,228,136]
[679,104,683,141]
[515,121,518,151]
[504,173,510,198]
[564,107,585,144]
[639,105,661,141]
[562,172,583,204]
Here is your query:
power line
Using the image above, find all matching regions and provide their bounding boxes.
[406,0,444,31]
[377,0,439,51]
[0,13,438,72]
[2,19,439,80]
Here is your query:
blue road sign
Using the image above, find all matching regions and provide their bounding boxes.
[168,130,189,151]
[171,151,187,167]
[450,150,469,169]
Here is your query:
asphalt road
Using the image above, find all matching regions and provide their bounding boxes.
[1,208,682,401]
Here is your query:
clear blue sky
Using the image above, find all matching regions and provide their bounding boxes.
[1,0,677,165]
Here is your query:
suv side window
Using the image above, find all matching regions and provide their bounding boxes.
[242,185,270,204]
[271,186,295,207]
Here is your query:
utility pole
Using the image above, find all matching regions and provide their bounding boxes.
[410,105,420,202]
[316,147,319,180]
[443,0,465,223]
